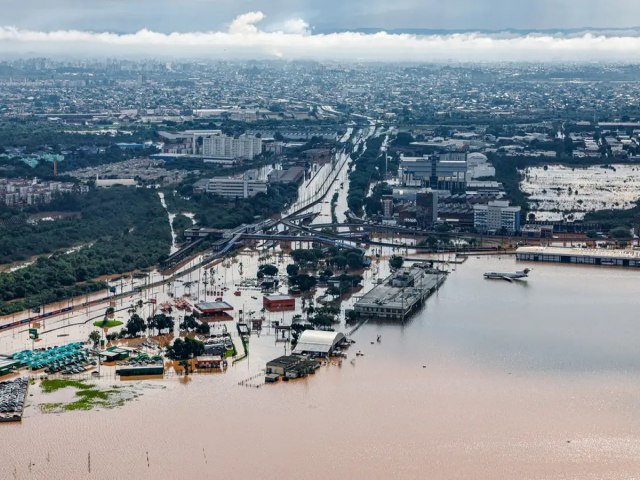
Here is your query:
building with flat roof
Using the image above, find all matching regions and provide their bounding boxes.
[266,355,320,379]
[473,200,521,233]
[263,295,296,312]
[95,178,137,188]
[516,246,640,268]
[195,355,227,370]
[0,358,20,377]
[206,177,268,199]
[194,301,234,321]
[268,166,305,185]
[354,265,447,321]
[202,134,262,160]
[400,153,467,191]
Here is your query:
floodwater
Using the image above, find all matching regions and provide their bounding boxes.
[3,256,640,479]
[520,164,640,221]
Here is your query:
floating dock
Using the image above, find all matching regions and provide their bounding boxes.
[354,264,447,321]
[516,246,640,268]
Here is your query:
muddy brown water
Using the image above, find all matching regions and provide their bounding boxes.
[2,256,640,479]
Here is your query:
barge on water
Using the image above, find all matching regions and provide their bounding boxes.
[353,263,447,321]
[516,246,640,268]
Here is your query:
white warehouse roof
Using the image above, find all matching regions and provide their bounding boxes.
[293,330,345,355]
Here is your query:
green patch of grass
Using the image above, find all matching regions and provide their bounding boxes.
[93,320,124,328]
[40,402,62,413]
[64,389,123,411]
[40,379,92,393]
[40,379,130,412]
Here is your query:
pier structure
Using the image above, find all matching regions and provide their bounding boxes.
[516,246,640,268]
[354,263,447,321]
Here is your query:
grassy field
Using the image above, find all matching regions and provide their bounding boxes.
[40,379,126,411]
[92,320,124,328]
[40,378,92,393]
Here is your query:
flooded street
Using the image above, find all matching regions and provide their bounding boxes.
[3,255,640,479]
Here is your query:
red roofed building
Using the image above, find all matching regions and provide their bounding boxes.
[263,295,296,312]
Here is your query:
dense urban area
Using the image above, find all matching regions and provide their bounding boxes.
[2,58,640,476]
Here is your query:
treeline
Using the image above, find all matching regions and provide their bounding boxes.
[0,187,166,264]
[171,214,193,241]
[0,187,171,314]
[164,183,298,230]
[488,154,531,212]
[0,120,154,152]
[347,135,386,215]
[584,204,639,228]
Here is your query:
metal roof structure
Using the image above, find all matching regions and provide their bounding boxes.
[195,301,234,312]
[517,246,640,260]
[292,330,345,355]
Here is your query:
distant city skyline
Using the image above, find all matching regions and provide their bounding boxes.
[2,1,640,61]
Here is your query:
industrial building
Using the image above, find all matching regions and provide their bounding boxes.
[473,200,521,233]
[292,330,347,357]
[265,355,319,379]
[354,264,447,321]
[516,246,640,268]
[267,166,305,184]
[194,301,234,321]
[400,153,467,191]
[206,177,268,199]
[263,294,296,312]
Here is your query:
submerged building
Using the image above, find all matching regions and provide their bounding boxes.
[516,246,640,267]
[354,264,446,321]
[292,330,346,357]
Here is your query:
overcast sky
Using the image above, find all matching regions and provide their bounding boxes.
[4,0,640,32]
[2,1,640,61]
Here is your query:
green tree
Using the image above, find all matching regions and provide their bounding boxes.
[389,255,404,269]
[258,264,278,277]
[126,313,146,337]
[346,252,363,270]
[180,315,199,331]
[89,330,101,345]
[610,227,631,239]
[167,337,205,360]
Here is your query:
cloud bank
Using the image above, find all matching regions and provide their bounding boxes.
[1,11,640,62]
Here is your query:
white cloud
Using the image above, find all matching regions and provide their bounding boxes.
[1,12,640,61]
[228,11,265,35]
[280,18,310,35]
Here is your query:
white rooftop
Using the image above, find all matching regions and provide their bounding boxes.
[292,330,345,355]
